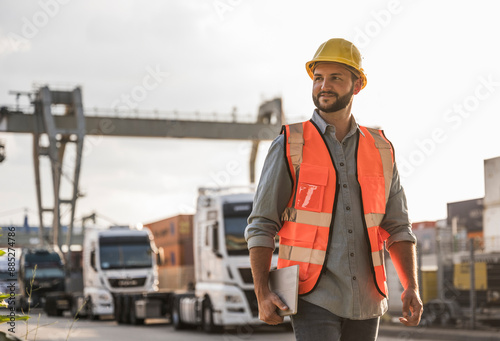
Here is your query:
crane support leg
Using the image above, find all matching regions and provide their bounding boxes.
[249,98,283,184]
[32,86,85,254]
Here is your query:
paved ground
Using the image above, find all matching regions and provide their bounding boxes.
[378,323,500,341]
[2,310,499,341]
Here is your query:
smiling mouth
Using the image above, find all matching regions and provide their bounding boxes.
[319,92,337,98]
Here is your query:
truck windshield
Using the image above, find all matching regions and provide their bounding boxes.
[23,251,64,279]
[223,202,252,256]
[99,236,152,270]
[24,267,64,279]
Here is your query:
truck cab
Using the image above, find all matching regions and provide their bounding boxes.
[81,227,160,319]
[19,248,65,310]
[173,187,278,331]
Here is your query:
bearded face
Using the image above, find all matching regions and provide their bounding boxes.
[312,63,359,114]
[312,84,355,113]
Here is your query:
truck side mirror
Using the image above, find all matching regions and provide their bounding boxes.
[90,250,96,271]
[212,223,222,258]
[157,247,165,266]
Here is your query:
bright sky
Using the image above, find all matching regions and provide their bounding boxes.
[0,0,499,229]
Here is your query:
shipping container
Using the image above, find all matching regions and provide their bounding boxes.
[145,215,194,267]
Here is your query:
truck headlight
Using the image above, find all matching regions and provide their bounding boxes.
[225,294,243,304]
[98,293,111,301]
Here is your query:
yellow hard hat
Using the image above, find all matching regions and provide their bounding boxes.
[306,38,367,89]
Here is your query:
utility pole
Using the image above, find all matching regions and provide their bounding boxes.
[470,238,476,329]
[437,225,444,300]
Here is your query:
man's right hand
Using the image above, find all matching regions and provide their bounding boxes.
[256,289,288,325]
[249,247,288,325]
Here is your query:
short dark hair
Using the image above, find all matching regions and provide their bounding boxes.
[312,61,360,84]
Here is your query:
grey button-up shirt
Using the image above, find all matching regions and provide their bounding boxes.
[245,110,416,319]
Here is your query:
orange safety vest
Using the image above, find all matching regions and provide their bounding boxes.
[277,120,394,297]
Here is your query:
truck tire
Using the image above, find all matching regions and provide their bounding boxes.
[71,300,78,318]
[116,295,127,324]
[86,297,99,321]
[71,296,84,318]
[44,293,62,317]
[113,295,122,323]
[171,297,186,330]
[122,296,131,324]
[202,300,222,334]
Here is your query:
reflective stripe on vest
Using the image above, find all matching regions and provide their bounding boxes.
[278,120,394,297]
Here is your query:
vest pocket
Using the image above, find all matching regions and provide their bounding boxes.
[295,163,328,212]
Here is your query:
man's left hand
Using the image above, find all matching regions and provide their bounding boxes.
[399,287,423,326]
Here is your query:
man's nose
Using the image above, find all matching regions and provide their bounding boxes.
[320,80,331,90]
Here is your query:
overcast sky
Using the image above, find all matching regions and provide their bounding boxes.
[1,0,499,229]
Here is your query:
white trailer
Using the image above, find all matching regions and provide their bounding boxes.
[171,187,278,332]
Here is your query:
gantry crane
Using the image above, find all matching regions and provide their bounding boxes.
[0,85,283,255]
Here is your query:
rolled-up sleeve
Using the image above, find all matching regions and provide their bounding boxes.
[245,135,292,250]
[380,162,417,250]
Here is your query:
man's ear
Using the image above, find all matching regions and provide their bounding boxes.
[353,78,362,95]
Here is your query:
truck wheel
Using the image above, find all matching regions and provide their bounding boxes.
[71,296,83,318]
[116,296,128,324]
[171,298,186,330]
[129,297,145,325]
[86,297,99,321]
[202,301,222,334]
[114,295,122,323]
[121,296,131,324]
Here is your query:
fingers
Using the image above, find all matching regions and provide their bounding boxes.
[399,312,421,326]
[400,289,423,327]
[257,292,287,325]
[272,294,289,313]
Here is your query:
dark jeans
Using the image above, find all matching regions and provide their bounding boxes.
[291,299,380,341]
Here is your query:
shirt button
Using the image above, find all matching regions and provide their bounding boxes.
[340,162,345,166]
[346,206,351,210]
[350,253,354,257]
[348,229,353,234]
[353,276,357,281]
[343,184,347,188]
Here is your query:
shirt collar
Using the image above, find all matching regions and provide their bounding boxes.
[311,109,364,137]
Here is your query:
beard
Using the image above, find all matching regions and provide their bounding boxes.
[313,85,354,113]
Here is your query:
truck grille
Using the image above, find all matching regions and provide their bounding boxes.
[108,277,146,288]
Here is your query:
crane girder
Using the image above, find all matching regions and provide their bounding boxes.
[0,86,283,251]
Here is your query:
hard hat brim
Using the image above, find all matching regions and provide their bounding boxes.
[306,60,367,89]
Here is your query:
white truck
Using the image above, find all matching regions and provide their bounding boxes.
[106,187,278,332]
[170,187,278,332]
[80,227,161,320]
[44,226,164,322]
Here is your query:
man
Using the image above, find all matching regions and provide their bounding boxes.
[245,38,423,340]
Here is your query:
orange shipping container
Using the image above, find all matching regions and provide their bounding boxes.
[144,214,194,267]
[162,242,194,266]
